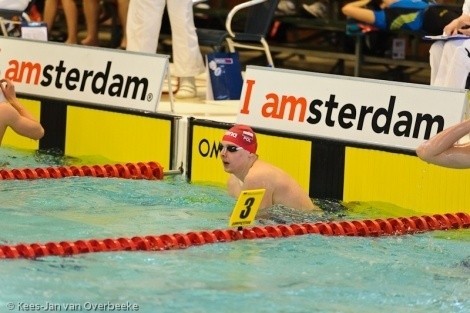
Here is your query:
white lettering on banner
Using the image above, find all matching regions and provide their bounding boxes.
[237,66,467,150]
[0,37,168,112]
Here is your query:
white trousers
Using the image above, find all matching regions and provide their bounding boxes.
[126,0,205,77]
[0,0,30,10]
[429,39,470,89]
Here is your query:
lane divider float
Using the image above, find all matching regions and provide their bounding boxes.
[1,212,468,259]
[0,162,166,180]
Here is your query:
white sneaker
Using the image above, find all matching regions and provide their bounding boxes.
[277,0,296,16]
[175,77,197,99]
[302,2,327,18]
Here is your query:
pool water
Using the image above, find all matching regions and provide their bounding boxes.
[0,147,469,313]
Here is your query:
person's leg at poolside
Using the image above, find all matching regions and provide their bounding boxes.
[442,40,470,89]
[429,41,444,86]
[81,0,100,46]
[116,0,129,49]
[126,0,164,53]
[43,0,59,35]
[61,0,78,44]
[432,40,460,87]
[167,0,205,99]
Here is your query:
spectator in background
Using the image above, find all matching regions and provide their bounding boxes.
[341,0,458,34]
[81,0,129,49]
[429,0,470,89]
[126,0,205,99]
[0,79,44,145]
[43,0,78,44]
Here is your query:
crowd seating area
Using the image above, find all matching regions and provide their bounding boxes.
[194,0,464,85]
[11,0,464,85]
[270,5,430,81]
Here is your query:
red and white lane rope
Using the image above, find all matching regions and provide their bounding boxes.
[1,212,468,259]
[0,162,165,180]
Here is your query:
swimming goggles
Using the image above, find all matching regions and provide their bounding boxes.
[219,143,243,153]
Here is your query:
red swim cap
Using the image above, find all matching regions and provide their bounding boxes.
[222,124,257,153]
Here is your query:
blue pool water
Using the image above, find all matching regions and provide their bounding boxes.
[0,147,469,313]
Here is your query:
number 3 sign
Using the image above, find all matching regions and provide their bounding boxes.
[228,189,266,228]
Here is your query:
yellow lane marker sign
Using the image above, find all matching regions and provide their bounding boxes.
[229,189,266,228]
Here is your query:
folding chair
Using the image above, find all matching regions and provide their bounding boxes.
[196,0,280,67]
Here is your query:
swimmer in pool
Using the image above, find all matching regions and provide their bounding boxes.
[0,78,44,145]
[220,124,320,217]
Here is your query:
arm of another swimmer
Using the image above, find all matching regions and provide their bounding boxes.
[10,106,44,140]
[416,119,470,168]
[0,104,44,140]
[0,79,44,140]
